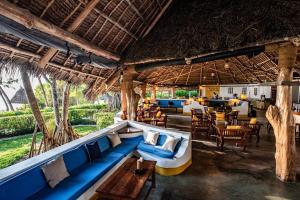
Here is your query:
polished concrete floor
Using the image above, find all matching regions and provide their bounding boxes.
[141,110,300,200]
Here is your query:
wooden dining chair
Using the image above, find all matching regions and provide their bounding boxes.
[191,118,210,138]
[245,123,262,146]
[214,125,248,151]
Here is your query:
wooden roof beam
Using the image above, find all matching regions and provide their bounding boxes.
[0,0,120,61]
[0,42,105,80]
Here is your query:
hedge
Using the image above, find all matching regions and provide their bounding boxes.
[0,108,114,138]
[0,113,53,138]
[94,112,115,129]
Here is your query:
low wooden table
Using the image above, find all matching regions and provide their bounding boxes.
[97,158,156,200]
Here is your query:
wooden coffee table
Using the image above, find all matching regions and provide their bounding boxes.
[97,158,156,200]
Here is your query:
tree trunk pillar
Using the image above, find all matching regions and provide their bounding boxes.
[121,80,127,113]
[266,42,298,182]
[123,66,140,120]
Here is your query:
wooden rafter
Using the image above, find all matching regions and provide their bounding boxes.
[60,3,82,28]
[186,65,193,85]
[0,42,105,80]
[40,0,55,18]
[93,7,138,40]
[0,0,120,61]
[156,0,162,9]
[125,0,147,25]
[142,0,173,38]
[214,63,220,84]
[38,0,103,70]
[232,57,262,83]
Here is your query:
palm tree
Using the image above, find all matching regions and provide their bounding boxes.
[38,76,49,107]
[43,75,60,126]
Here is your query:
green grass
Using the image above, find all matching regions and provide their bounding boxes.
[74,125,98,137]
[0,125,98,169]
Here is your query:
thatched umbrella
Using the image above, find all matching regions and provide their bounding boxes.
[11,87,28,104]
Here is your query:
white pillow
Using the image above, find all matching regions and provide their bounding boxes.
[107,133,122,147]
[41,156,70,188]
[144,130,159,145]
[161,135,180,152]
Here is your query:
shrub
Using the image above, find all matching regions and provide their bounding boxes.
[0,104,113,137]
[94,112,115,129]
[68,109,98,122]
[0,113,53,138]
[69,103,107,110]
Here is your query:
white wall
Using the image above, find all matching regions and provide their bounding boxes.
[219,84,271,100]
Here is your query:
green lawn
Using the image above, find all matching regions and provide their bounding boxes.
[0,125,98,169]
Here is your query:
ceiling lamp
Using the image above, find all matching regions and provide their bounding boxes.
[224,61,230,70]
[211,72,215,77]
[185,58,192,65]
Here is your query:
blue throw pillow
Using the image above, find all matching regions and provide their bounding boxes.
[85,142,101,162]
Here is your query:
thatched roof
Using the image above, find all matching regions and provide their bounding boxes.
[11,87,28,104]
[125,0,300,63]
[0,0,299,97]
[0,0,171,99]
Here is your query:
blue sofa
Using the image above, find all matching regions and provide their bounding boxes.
[156,99,185,108]
[0,136,143,200]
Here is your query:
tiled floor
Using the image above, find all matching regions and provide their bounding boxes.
[141,110,300,200]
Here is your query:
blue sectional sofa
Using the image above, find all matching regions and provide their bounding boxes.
[0,121,191,200]
[0,135,142,200]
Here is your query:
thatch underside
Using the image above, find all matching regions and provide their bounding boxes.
[0,0,170,98]
[0,0,299,98]
[136,51,289,86]
[125,0,300,63]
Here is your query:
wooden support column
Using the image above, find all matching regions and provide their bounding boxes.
[171,86,176,98]
[266,42,298,182]
[151,85,157,101]
[121,80,127,113]
[140,83,147,101]
[122,66,140,120]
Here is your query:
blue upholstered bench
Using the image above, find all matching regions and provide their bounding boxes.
[0,136,143,200]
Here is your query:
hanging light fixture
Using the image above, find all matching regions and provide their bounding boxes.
[211,72,215,77]
[185,58,192,65]
[224,61,230,70]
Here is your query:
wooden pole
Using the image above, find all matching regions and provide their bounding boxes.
[171,86,176,99]
[0,0,120,61]
[266,42,298,182]
[140,83,147,101]
[151,85,157,101]
[121,79,127,114]
[123,66,140,120]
